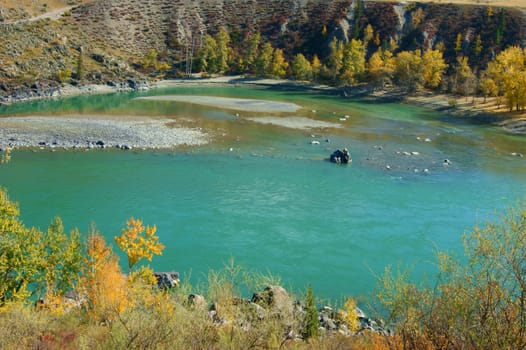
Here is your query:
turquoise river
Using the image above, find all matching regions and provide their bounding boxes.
[1,84,525,303]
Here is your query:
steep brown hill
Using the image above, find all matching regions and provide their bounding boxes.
[0,0,525,92]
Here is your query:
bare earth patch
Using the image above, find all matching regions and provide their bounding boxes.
[136,95,302,113]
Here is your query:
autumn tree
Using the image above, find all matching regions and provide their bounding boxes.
[411,7,425,28]
[270,48,288,78]
[142,49,159,70]
[487,46,526,112]
[0,189,42,303]
[455,33,463,54]
[196,34,218,74]
[338,297,360,332]
[244,31,261,74]
[0,189,81,304]
[311,55,322,82]
[82,231,128,321]
[473,34,483,61]
[39,217,82,296]
[368,48,395,87]
[141,49,171,75]
[421,49,447,89]
[255,42,274,77]
[291,53,312,81]
[114,217,165,271]
[327,37,345,83]
[394,50,423,91]
[364,24,374,45]
[454,56,476,100]
[487,5,493,18]
[215,29,233,75]
[56,69,71,84]
[479,74,498,104]
[340,39,366,86]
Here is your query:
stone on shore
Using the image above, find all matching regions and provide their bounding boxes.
[154,271,180,289]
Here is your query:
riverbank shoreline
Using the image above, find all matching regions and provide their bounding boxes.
[0,76,524,151]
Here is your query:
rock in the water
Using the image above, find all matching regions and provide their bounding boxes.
[330,148,351,164]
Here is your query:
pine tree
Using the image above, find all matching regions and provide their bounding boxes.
[245,31,261,73]
[291,53,312,81]
[302,285,320,339]
[215,29,232,74]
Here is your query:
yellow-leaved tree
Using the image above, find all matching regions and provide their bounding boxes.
[82,231,128,321]
[338,297,361,332]
[114,217,165,271]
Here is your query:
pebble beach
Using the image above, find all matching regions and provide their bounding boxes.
[0,116,209,150]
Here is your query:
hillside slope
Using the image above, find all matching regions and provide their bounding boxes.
[0,0,525,95]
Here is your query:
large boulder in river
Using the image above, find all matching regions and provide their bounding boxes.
[330,148,351,164]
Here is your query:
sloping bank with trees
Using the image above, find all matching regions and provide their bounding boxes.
[0,169,524,349]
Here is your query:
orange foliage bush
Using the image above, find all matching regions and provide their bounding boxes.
[81,232,128,322]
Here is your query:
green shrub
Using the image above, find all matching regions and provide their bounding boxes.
[302,285,320,339]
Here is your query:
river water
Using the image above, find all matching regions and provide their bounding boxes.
[1,85,525,302]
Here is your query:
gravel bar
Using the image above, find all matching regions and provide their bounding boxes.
[0,116,209,150]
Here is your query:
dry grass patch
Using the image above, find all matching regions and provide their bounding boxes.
[368,0,526,9]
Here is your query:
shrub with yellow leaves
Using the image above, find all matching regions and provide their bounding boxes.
[338,297,361,332]
[114,217,165,271]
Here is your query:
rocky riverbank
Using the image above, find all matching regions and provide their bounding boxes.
[179,285,392,339]
[0,79,151,106]
[0,116,209,150]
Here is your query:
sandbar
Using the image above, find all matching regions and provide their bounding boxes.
[136,95,302,113]
[245,116,342,130]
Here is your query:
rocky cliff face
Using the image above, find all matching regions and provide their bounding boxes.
[0,0,525,91]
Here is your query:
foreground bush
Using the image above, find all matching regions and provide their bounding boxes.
[378,204,526,350]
